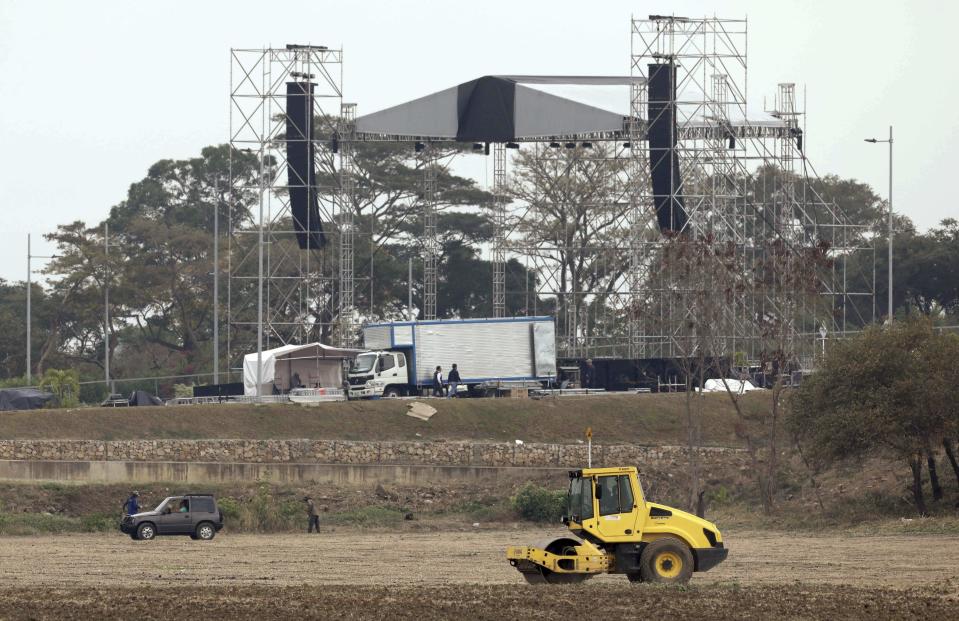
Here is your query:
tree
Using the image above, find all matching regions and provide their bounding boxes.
[507,143,631,354]
[788,318,958,515]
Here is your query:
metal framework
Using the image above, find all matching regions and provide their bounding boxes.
[339,102,357,346]
[226,18,875,374]
[492,142,507,317]
[493,16,874,366]
[420,145,439,320]
[228,46,344,368]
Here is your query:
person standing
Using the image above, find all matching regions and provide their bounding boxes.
[447,364,461,398]
[583,359,595,390]
[304,496,320,533]
[432,366,444,397]
[123,491,140,516]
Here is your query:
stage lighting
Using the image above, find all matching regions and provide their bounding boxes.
[472,143,484,151]
[415,141,425,152]
[506,142,520,149]
[581,142,592,149]
[549,142,561,148]
[565,142,576,149]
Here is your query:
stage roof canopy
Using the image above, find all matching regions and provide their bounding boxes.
[355,75,641,143]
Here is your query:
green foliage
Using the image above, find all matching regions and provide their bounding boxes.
[788,317,959,514]
[511,483,566,522]
[0,513,87,536]
[38,368,80,408]
[0,375,29,389]
[172,383,193,399]
[325,506,407,527]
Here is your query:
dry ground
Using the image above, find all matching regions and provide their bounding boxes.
[0,528,956,619]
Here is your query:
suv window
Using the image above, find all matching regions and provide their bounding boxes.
[379,355,395,371]
[192,497,215,513]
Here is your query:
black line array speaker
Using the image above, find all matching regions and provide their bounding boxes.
[286,81,326,249]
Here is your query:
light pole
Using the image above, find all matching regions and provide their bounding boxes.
[213,182,221,386]
[25,234,56,385]
[865,126,893,322]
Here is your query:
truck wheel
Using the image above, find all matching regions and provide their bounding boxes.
[383,387,401,398]
[136,523,156,541]
[639,538,694,584]
[195,522,216,541]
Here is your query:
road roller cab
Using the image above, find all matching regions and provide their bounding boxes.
[507,466,727,584]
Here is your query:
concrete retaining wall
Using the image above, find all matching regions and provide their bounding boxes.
[0,439,741,468]
[0,459,561,485]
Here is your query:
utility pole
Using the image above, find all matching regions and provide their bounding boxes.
[213,183,220,385]
[865,126,894,322]
[104,223,111,392]
[408,257,413,322]
[26,234,31,385]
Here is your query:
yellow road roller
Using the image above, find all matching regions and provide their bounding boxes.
[506,466,727,584]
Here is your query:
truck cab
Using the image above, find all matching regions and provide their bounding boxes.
[347,350,411,398]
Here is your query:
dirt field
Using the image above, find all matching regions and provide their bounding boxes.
[0,528,956,619]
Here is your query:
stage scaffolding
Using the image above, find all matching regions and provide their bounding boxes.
[227,46,348,368]
[496,16,874,366]
[226,17,875,373]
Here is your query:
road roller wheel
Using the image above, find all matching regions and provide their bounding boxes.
[638,537,694,584]
[516,537,593,585]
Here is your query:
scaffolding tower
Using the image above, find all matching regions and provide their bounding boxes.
[228,45,345,369]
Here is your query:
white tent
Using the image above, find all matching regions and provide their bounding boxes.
[242,343,364,396]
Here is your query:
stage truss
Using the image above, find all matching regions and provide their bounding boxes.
[227,16,875,374]
[227,46,352,368]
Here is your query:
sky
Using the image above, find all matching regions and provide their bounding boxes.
[1,0,956,283]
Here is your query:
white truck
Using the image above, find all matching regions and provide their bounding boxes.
[347,317,557,398]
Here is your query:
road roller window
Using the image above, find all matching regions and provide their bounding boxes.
[567,476,593,521]
[618,475,634,511]
[598,476,620,516]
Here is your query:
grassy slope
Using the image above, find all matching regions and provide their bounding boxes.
[0,393,767,445]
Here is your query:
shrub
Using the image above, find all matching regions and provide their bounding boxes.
[511,483,566,523]
[173,383,193,399]
[38,369,80,408]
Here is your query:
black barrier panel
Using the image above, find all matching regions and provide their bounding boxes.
[557,357,729,392]
[286,81,326,249]
[646,63,689,234]
[192,382,244,398]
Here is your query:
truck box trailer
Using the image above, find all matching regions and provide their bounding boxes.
[347,316,557,398]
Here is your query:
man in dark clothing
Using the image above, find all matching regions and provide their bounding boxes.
[432,366,444,397]
[447,364,461,398]
[305,496,320,533]
[583,359,595,389]
[123,491,140,516]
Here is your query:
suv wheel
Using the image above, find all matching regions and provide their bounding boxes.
[136,523,156,541]
[195,522,216,541]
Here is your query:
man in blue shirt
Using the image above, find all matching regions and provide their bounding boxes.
[123,491,140,516]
